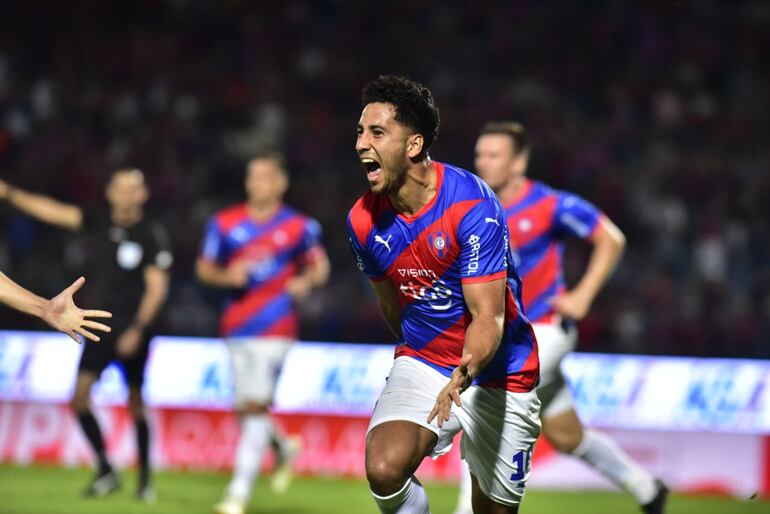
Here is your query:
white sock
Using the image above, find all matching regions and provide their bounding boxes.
[371,476,430,514]
[227,414,270,501]
[571,429,657,504]
[455,459,473,512]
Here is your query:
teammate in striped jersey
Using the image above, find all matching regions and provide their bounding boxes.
[197,152,330,514]
[452,122,668,514]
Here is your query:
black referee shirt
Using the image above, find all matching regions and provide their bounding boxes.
[81,209,173,317]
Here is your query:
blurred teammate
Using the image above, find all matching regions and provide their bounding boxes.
[453,121,667,514]
[348,76,540,514]
[0,273,111,341]
[197,152,330,514]
[0,171,172,500]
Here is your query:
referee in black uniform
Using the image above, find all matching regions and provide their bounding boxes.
[0,170,171,501]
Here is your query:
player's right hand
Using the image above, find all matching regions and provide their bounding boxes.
[0,179,9,199]
[428,353,473,428]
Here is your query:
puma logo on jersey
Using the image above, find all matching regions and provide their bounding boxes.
[484,217,500,226]
[374,234,392,252]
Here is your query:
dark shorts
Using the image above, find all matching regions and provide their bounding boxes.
[77,316,153,387]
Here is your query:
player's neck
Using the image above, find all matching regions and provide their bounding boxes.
[496,176,527,206]
[110,207,142,227]
[389,159,437,217]
[247,200,281,222]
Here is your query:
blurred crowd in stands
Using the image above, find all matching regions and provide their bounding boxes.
[0,0,768,357]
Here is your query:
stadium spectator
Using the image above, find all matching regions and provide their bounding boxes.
[0,1,766,358]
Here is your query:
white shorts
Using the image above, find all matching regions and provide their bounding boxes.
[368,357,541,506]
[532,323,577,418]
[226,337,292,406]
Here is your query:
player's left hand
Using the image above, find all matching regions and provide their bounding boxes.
[286,276,312,301]
[116,325,143,358]
[549,289,592,320]
[428,353,473,429]
[41,276,112,343]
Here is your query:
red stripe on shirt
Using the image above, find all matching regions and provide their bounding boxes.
[221,266,295,335]
[461,270,507,285]
[521,245,561,308]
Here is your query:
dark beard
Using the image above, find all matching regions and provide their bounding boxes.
[383,155,410,195]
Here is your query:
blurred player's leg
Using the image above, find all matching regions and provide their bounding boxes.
[128,385,154,501]
[537,325,665,513]
[73,338,122,497]
[216,339,293,514]
[71,371,120,496]
[269,429,302,493]
[228,411,270,498]
[124,335,154,501]
[454,459,473,514]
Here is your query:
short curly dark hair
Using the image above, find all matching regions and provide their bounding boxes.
[361,75,440,157]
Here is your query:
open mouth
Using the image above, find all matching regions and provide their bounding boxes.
[361,158,382,182]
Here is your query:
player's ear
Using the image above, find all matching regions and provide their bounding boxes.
[138,182,150,203]
[406,133,424,159]
[276,171,288,196]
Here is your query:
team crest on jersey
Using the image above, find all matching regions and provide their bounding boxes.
[428,231,450,258]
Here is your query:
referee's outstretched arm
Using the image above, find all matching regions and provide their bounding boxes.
[0,179,83,231]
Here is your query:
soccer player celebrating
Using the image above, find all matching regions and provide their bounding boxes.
[0,272,112,342]
[454,121,667,514]
[0,170,172,501]
[347,76,541,514]
[196,152,330,514]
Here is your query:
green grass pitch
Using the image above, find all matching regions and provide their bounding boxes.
[0,465,766,514]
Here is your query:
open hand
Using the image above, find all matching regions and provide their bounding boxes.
[41,277,112,343]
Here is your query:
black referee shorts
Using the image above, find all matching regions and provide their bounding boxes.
[77,315,153,387]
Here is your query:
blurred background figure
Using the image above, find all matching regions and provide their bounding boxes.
[0,273,111,342]
[0,171,172,500]
[465,122,666,514]
[196,153,329,514]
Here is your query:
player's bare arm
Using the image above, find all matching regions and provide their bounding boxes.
[0,273,111,342]
[368,279,403,340]
[117,265,169,357]
[550,216,626,320]
[428,277,506,427]
[195,258,250,289]
[286,253,331,300]
[0,179,83,231]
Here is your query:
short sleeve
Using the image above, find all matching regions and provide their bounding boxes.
[553,192,602,240]
[298,218,327,264]
[346,217,385,280]
[199,218,228,265]
[145,222,174,270]
[457,198,509,284]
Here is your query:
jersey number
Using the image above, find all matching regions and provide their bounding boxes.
[510,445,534,482]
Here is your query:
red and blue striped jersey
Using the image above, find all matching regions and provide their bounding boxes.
[200,204,326,338]
[347,162,539,392]
[504,179,602,324]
